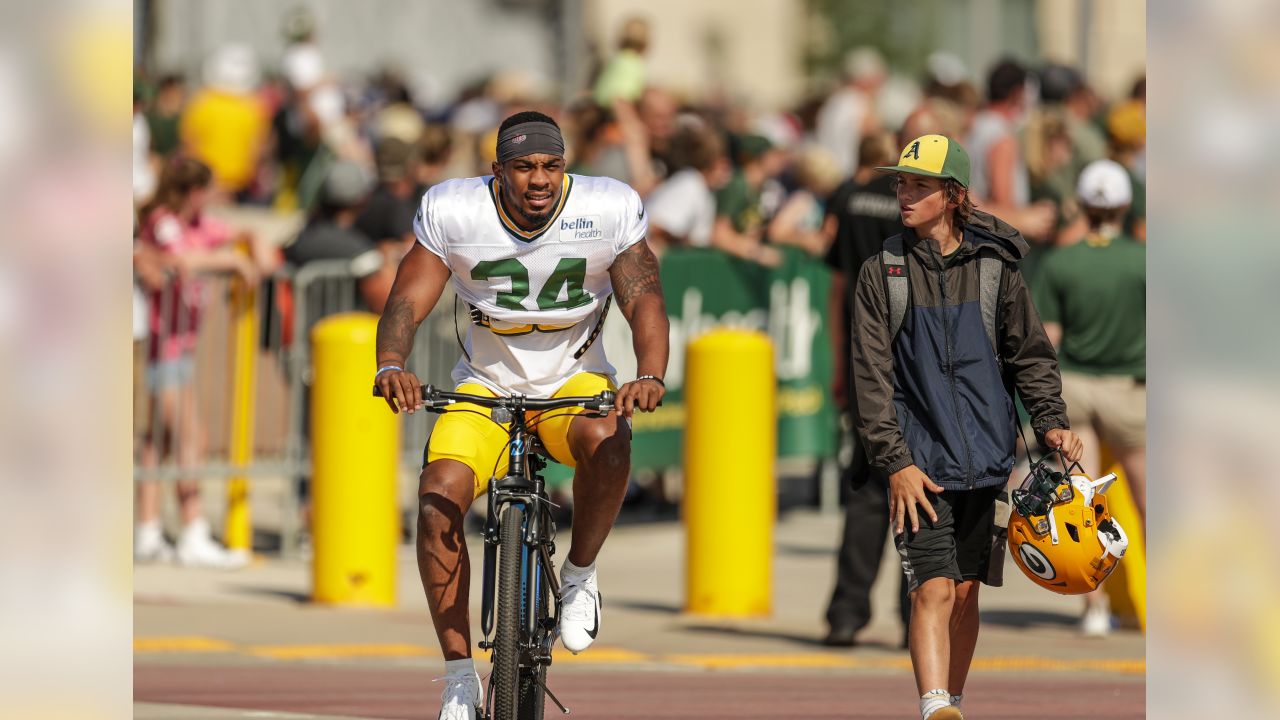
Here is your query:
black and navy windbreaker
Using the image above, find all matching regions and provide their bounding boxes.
[850,212,1069,491]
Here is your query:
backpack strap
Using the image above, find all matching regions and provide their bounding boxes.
[977,253,1004,354]
[573,296,611,359]
[881,235,909,339]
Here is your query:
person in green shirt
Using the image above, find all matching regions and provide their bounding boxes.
[592,17,649,106]
[146,75,186,158]
[712,134,787,266]
[1034,158,1145,638]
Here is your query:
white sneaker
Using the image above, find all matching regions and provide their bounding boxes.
[176,519,250,569]
[134,522,174,564]
[921,688,963,719]
[558,565,601,654]
[1081,599,1113,637]
[435,671,481,720]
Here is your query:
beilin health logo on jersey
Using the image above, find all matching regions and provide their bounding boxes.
[560,216,603,241]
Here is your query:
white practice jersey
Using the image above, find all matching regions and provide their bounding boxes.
[414,174,647,396]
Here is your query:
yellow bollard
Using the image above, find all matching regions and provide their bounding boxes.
[684,329,776,617]
[1100,448,1146,631]
[225,246,258,553]
[310,313,401,606]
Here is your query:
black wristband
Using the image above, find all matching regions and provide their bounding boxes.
[635,374,665,388]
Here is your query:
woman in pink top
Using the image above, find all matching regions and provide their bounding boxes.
[135,157,264,568]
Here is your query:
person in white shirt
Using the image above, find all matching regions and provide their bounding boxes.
[374,111,668,720]
[815,47,886,177]
[644,123,730,254]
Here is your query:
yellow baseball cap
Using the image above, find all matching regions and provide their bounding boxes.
[876,134,970,187]
[1107,100,1145,149]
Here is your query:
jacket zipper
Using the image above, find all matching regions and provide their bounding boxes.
[928,240,976,489]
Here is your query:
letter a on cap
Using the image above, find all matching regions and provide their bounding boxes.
[905,141,921,160]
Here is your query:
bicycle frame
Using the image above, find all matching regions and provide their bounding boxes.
[478,403,562,667]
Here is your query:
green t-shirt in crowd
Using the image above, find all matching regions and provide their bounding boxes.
[1033,232,1146,379]
[715,171,764,235]
[592,49,646,106]
[146,111,182,157]
[1125,170,1146,237]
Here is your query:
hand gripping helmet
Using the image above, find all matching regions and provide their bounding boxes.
[1008,453,1130,595]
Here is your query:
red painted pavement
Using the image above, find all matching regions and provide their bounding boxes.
[135,664,1144,719]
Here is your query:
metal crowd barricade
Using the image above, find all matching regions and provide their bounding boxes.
[133,264,295,553]
[134,257,467,556]
[281,262,462,554]
[133,269,292,483]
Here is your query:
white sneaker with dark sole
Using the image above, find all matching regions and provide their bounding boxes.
[558,568,601,654]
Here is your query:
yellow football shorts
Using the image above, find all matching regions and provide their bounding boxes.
[425,372,616,499]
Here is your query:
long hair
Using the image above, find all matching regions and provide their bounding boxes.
[945,179,976,226]
[139,156,212,220]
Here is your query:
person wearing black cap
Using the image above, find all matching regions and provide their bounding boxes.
[373,111,668,720]
[283,159,392,311]
[356,137,423,273]
[851,134,1081,719]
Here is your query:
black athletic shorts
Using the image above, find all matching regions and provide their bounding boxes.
[895,485,1006,592]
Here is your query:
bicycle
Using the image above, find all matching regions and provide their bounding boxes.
[376,382,617,720]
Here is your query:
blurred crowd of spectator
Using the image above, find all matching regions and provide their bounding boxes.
[134,16,1146,274]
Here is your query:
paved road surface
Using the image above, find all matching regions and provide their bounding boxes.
[135,510,1145,718]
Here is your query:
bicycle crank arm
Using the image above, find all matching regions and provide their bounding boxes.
[532,673,571,715]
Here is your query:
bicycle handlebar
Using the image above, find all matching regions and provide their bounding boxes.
[373,383,617,413]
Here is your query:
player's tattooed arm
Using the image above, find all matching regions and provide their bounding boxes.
[375,244,451,367]
[374,245,451,413]
[609,240,669,387]
[376,294,417,366]
[609,240,664,315]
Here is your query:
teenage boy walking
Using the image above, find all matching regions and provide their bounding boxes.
[850,135,1082,719]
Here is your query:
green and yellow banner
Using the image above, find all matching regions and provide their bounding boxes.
[630,247,837,470]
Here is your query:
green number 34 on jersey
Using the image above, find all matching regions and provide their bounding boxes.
[471,257,591,312]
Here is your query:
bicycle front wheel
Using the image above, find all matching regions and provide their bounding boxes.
[492,503,525,720]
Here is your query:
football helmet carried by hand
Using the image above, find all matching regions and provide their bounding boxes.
[1008,452,1129,595]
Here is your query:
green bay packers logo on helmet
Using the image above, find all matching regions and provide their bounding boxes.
[1017,543,1057,581]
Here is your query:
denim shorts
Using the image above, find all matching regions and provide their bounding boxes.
[146,356,196,390]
